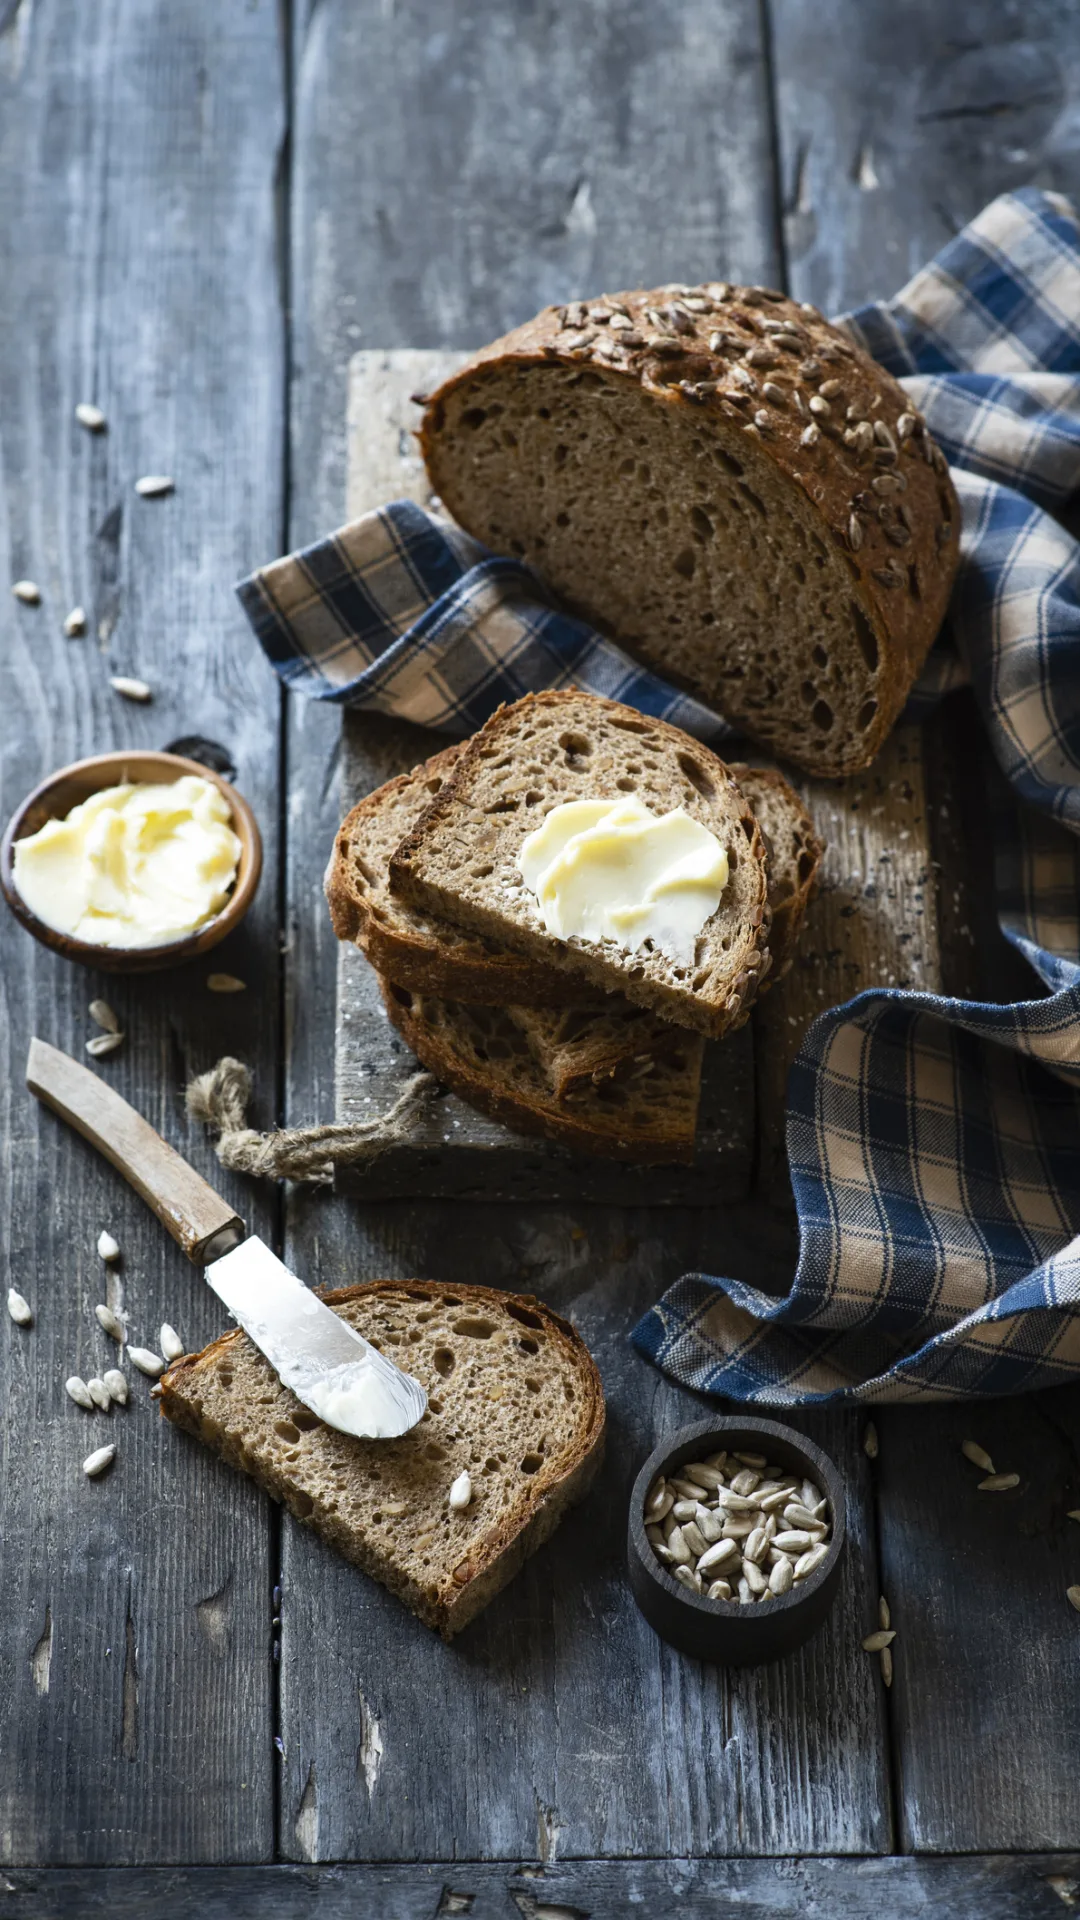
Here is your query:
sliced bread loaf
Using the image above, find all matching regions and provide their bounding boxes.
[161,1280,605,1640]
[388,690,772,1039]
[730,764,823,987]
[325,742,603,1009]
[380,976,704,1163]
[419,286,959,778]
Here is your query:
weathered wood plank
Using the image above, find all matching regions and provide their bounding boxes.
[0,0,284,1864]
[769,0,1080,1855]
[283,0,890,1865]
[1,1855,1078,1919]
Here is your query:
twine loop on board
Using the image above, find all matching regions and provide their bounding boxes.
[185,1056,437,1184]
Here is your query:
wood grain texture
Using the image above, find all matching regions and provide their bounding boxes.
[769,0,1080,1855]
[282,0,888,1864]
[2,1855,1078,1919]
[0,0,283,1864]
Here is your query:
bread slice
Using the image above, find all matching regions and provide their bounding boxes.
[380,976,704,1163]
[160,1280,605,1640]
[419,286,959,778]
[389,691,771,1039]
[730,764,823,987]
[325,742,604,1010]
[508,999,689,1099]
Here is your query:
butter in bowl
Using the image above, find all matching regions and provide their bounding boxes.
[0,750,262,972]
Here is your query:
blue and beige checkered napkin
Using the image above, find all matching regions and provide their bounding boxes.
[239,188,1080,1402]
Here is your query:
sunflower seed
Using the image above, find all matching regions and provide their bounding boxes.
[674,1565,703,1595]
[819,378,843,399]
[109,675,152,702]
[800,422,821,447]
[978,1473,1020,1492]
[863,1422,879,1458]
[801,1481,822,1510]
[76,402,107,431]
[681,1521,708,1558]
[103,1368,128,1406]
[95,1303,125,1342]
[849,514,864,551]
[769,1557,794,1596]
[862,1629,896,1652]
[672,1497,698,1522]
[697,1537,740,1575]
[696,1507,724,1544]
[722,1514,756,1540]
[645,1479,674,1523]
[159,1323,185,1363]
[1067,1586,1080,1613]
[87,1377,111,1412]
[128,1347,165,1378]
[718,1490,761,1513]
[7,1288,33,1327]
[808,394,831,417]
[743,1557,768,1595]
[83,1444,116,1478]
[682,1461,726,1490]
[667,1526,692,1566]
[97,1230,120,1262]
[66,1376,94,1410]
[880,1646,893,1687]
[783,1503,825,1531]
[794,1543,831,1580]
[1068,1511,1080,1523]
[737,1576,753,1605]
[134,475,174,498]
[207,973,246,993]
[896,412,916,440]
[961,1440,995,1472]
[706,1579,732,1601]
[761,381,787,406]
[773,1530,814,1552]
[730,1468,761,1496]
[89,999,120,1034]
[12,579,41,604]
[743,1527,769,1565]
[879,1594,891,1630]
[86,1031,124,1058]
[645,1523,665,1549]
[757,1486,796,1513]
[64,606,87,637]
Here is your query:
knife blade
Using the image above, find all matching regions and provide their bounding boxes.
[25,1038,427,1440]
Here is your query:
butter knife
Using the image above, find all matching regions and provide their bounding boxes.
[26,1038,427,1440]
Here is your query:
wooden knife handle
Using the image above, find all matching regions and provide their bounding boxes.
[26,1037,245,1264]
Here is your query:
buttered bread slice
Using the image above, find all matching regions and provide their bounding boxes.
[388,691,771,1039]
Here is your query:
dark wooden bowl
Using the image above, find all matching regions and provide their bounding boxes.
[627,1415,846,1665]
[0,750,262,974]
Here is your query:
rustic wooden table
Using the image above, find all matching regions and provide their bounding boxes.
[2,4,1079,1915]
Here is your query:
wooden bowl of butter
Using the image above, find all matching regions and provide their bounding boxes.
[0,750,262,972]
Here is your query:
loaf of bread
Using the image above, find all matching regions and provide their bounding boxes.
[161,1280,605,1639]
[389,691,772,1039]
[380,977,704,1163]
[419,285,959,778]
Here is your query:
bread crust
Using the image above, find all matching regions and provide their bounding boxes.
[380,975,702,1164]
[730,763,824,988]
[420,286,960,778]
[389,690,772,1040]
[160,1279,606,1640]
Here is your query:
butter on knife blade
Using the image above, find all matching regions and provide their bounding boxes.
[206,1237,427,1439]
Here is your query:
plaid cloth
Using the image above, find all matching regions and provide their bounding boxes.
[239,188,1080,1403]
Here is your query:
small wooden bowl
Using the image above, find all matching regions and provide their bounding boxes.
[627,1415,846,1665]
[0,750,262,974]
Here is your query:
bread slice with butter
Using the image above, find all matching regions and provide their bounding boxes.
[161,1280,605,1640]
[388,691,772,1039]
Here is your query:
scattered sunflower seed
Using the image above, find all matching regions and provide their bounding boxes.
[128,1347,165,1378]
[86,1031,124,1058]
[978,1473,1020,1492]
[95,1304,125,1342]
[12,579,41,605]
[880,1645,893,1687]
[879,1595,891,1630]
[89,999,120,1034]
[97,1230,120,1263]
[87,1377,111,1412]
[863,1422,879,1458]
[1067,1586,1080,1613]
[7,1288,33,1327]
[109,675,152,702]
[207,973,246,993]
[134,474,174,498]
[63,606,87,637]
[66,1376,95,1410]
[861,1629,896,1652]
[962,1440,995,1473]
[159,1323,185,1363]
[102,1368,128,1406]
[449,1470,472,1510]
[75,402,107,431]
[1067,1511,1080,1524]
[83,1444,116,1479]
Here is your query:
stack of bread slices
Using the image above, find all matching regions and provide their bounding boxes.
[326,689,823,1163]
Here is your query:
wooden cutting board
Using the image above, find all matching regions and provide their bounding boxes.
[333,351,941,1202]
